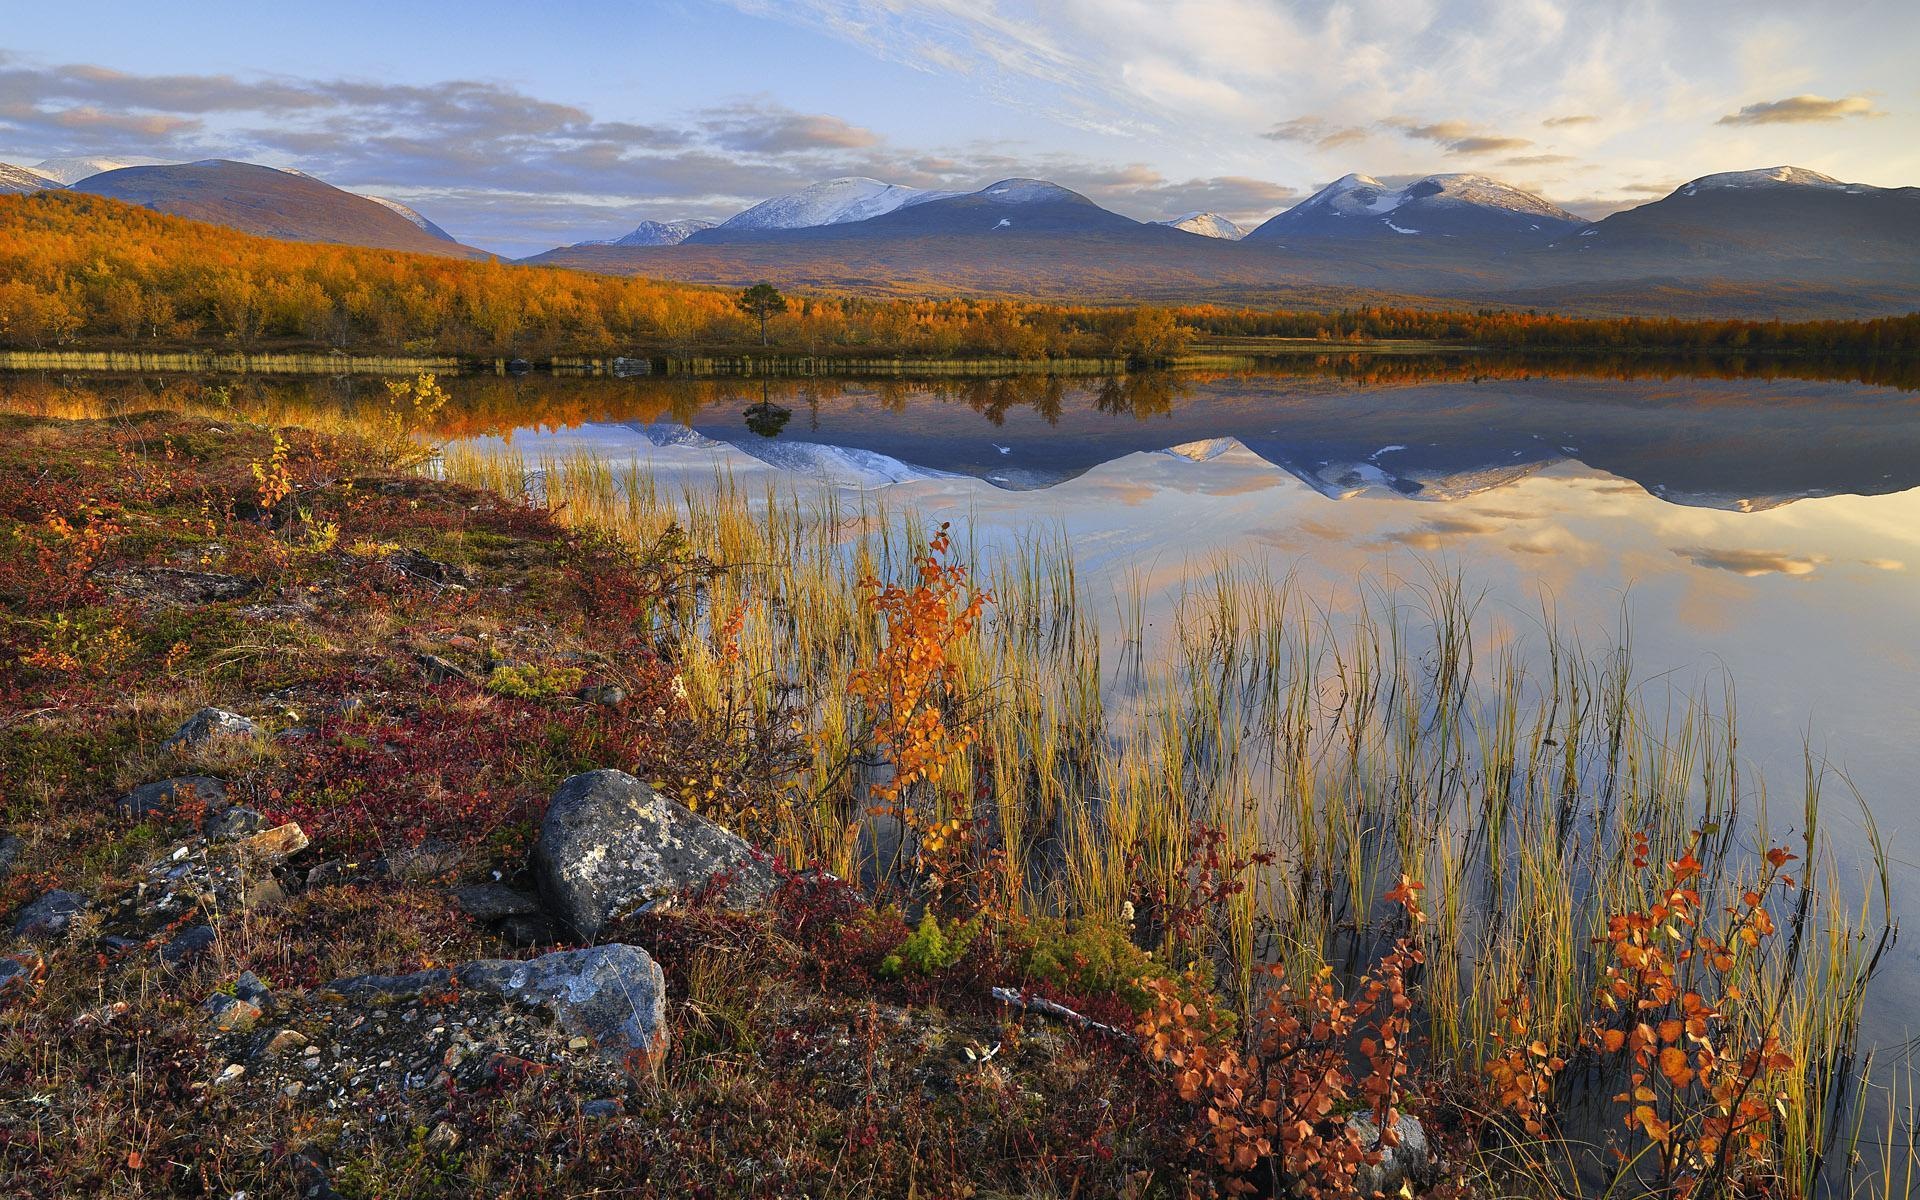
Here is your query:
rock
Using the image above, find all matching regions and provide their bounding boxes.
[376,840,461,881]
[242,877,288,912]
[12,890,88,941]
[163,708,258,753]
[456,944,667,1064]
[205,991,263,1032]
[215,1062,246,1085]
[234,971,273,1012]
[416,653,468,686]
[227,823,309,863]
[580,1098,621,1119]
[498,913,557,948]
[386,549,470,587]
[1348,1112,1431,1196]
[318,968,456,1005]
[161,924,217,965]
[424,1120,463,1152]
[207,805,267,838]
[453,882,543,920]
[0,953,42,1003]
[259,1027,309,1057]
[532,769,776,939]
[106,566,258,606]
[118,776,228,820]
[305,860,352,888]
[576,684,626,706]
[0,832,20,882]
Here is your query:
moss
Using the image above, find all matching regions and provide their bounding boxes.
[484,663,585,700]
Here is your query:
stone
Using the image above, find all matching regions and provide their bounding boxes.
[207,805,267,838]
[452,882,543,920]
[216,1062,246,1085]
[424,1120,462,1152]
[163,708,258,753]
[531,769,776,940]
[12,890,88,941]
[580,1098,621,1119]
[205,991,263,1032]
[318,969,456,1005]
[305,860,352,887]
[498,913,557,948]
[416,653,468,686]
[161,924,217,965]
[0,832,20,882]
[228,823,308,863]
[234,971,273,1012]
[376,840,461,881]
[0,953,42,1003]
[1348,1113,1431,1197]
[456,944,668,1064]
[386,549,470,587]
[242,878,289,912]
[118,776,228,820]
[106,566,259,606]
[576,684,626,706]
[260,1028,309,1057]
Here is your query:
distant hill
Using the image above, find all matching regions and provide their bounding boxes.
[0,162,59,195]
[1155,212,1247,240]
[363,195,459,243]
[580,218,716,247]
[71,160,487,259]
[1246,173,1586,244]
[1542,166,1920,285]
[27,156,173,185]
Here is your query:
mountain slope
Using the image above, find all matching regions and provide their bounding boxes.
[1247,173,1586,243]
[1544,165,1920,283]
[71,161,487,259]
[0,162,59,195]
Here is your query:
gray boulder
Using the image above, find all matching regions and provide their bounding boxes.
[161,924,217,965]
[454,882,543,920]
[0,833,20,882]
[163,708,258,753]
[118,776,228,820]
[13,890,88,941]
[532,769,775,939]
[1348,1112,1431,1196]
[457,944,667,1062]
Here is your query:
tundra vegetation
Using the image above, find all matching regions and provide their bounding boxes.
[0,371,1903,1197]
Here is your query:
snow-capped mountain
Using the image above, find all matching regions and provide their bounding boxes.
[1677,166,1868,195]
[713,177,954,232]
[362,195,458,242]
[1155,212,1247,240]
[0,161,60,194]
[1246,173,1586,242]
[28,156,172,185]
[583,219,716,247]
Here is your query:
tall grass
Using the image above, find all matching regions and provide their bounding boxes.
[436,439,1901,1194]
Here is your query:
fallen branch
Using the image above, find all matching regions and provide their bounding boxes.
[990,986,1135,1041]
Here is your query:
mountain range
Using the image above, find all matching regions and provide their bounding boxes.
[2,152,1914,317]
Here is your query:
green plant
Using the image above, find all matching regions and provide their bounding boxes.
[879,911,977,978]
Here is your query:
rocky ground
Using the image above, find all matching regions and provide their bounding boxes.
[0,409,1274,1198]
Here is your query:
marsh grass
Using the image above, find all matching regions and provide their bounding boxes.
[435,439,1903,1196]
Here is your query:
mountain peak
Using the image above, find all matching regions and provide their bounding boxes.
[716,178,943,231]
[976,178,1085,204]
[1247,170,1583,242]
[1156,211,1248,240]
[1678,166,1864,195]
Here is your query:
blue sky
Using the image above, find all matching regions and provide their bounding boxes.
[4,0,1916,255]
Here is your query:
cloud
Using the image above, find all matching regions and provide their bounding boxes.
[1671,547,1824,577]
[699,101,881,153]
[1716,94,1885,126]
[1542,114,1596,127]
[1502,153,1576,165]
[1381,117,1532,154]
[1261,116,1368,149]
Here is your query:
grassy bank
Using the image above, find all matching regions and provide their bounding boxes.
[0,378,1909,1196]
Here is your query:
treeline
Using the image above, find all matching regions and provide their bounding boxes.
[1,191,1914,361]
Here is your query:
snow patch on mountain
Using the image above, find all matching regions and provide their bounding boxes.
[716,177,956,231]
[1155,212,1247,240]
[1251,172,1584,241]
[363,195,458,242]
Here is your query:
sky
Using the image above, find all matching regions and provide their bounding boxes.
[3,0,1916,256]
